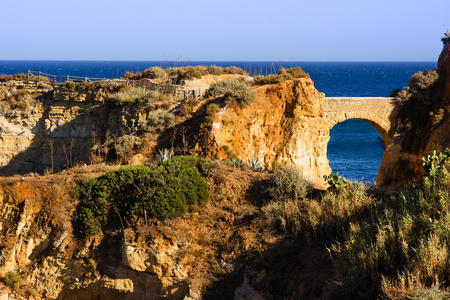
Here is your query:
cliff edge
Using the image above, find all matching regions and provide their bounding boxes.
[211,78,330,188]
[378,40,450,191]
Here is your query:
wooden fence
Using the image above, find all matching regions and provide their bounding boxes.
[27,70,107,83]
[27,71,206,100]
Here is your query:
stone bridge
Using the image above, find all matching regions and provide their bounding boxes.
[323,97,395,145]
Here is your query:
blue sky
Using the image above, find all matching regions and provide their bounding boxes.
[2,0,449,61]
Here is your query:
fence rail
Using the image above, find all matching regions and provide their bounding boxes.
[27,70,107,83]
[26,71,206,100]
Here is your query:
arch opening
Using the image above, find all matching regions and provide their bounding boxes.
[327,118,385,183]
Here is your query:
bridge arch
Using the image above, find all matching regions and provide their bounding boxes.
[323,97,395,147]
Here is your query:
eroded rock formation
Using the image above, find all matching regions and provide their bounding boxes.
[0,82,158,175]
[211,78,331,188]
[377,41,450,191]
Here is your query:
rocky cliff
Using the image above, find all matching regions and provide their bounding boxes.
[0,163,283,299]
[377,41,450,191]
[0,82,161,175]
[211,78,331,188]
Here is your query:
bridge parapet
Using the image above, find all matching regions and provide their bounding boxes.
[323,97,395,145]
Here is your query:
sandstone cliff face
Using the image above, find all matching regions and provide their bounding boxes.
[211,78,330,188]
[377,42,450,191]
[0,164,275,299]
[0,82,156,175]
[0,178,192,299]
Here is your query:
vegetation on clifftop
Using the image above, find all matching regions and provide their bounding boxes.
[253,66,309,85]
[204,77,256,107]
[393,69,441,152]
[123,65,247,81]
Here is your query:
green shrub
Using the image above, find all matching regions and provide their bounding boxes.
[422,148,450,179]
[270,165,312,201]
[4,271,21,290]
[108,87,147,105]
[205,78,255,107]
[76,156,209,234]
[324,172,348,191]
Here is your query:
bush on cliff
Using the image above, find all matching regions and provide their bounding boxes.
[142,66,166,79]
[3,271,21,290]
[393,69,440,151]
[76,156,209,235]
[144,110,175,133]
[270,165,312,201]
[205,78,255,107]
[123,65,247,81]
[254,67,309,85]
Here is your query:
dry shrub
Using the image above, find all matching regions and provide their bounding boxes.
[205,78,255,107]
[270,165,312,201]
[381,273,450,300]
[254,67,309,85]
[145,110,175,133]
[262,180,371,238]
[142,66,166,79]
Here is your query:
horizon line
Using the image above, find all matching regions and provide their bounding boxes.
[0,59,436,63]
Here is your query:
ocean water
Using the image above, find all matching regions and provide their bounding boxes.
[0,60,437,181]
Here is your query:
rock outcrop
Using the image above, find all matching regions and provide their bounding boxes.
[0,82,160,175]
[0,164,275,299]
[377,40,450,191]
[211,78,330,188]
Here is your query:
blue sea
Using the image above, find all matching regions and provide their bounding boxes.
[0,60,437,182]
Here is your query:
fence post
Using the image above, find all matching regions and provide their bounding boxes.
[53,75,56,83]
[27,70,29,82]
[66,75,69,82]
[84,77,87,82]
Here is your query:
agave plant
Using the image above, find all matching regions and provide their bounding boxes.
[230,158,244,168]
[157,148,174,166]
[248,157,264,172]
